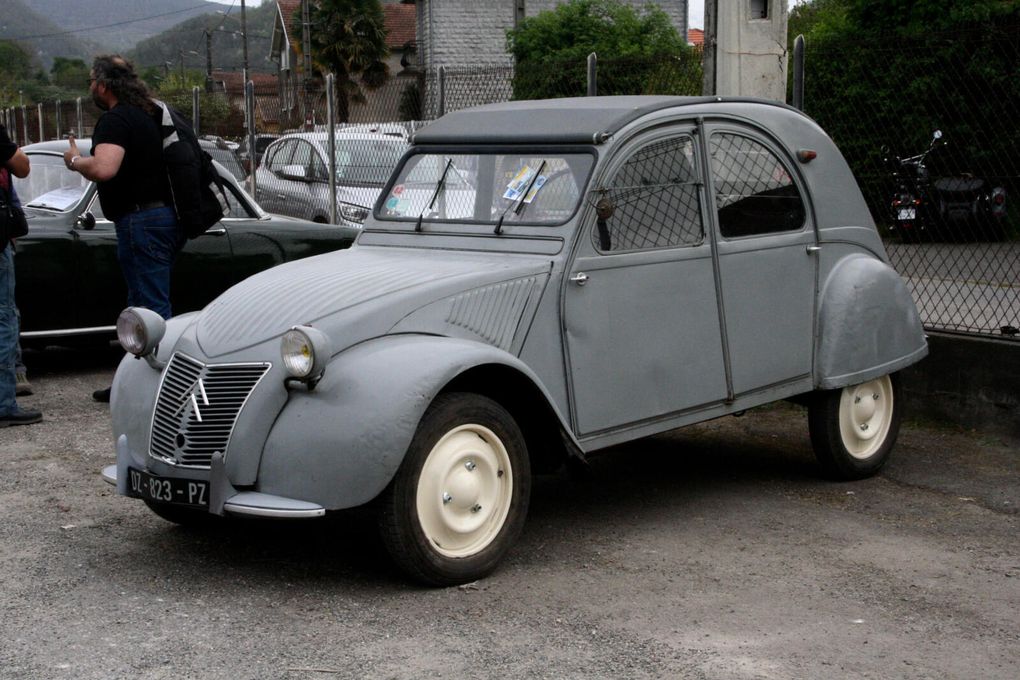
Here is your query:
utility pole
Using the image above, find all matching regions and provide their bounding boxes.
[204,30,214,93]
[302,0,313,130]
[179,48,186,80]
[240,0,250,83]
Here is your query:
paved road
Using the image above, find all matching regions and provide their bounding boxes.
[1,348,1018,679]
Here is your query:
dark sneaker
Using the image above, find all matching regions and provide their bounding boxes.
[92,387,112,403]
[15,371,32,396]
[0,408,42,427]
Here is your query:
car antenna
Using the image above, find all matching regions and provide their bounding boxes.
[416,158,454,232]
[495,160,546,235]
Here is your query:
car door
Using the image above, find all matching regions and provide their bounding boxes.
[563,128,728,436]
[257,140,295,215]
[287,140,329,222]
[706,127,817,396]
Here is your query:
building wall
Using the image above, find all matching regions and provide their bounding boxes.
[418,0,688,69]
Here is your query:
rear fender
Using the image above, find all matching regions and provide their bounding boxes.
[257,334,570,510]
[815,255,928,390]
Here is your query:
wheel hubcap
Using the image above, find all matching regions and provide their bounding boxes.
[838,376,893,460]
[416,424,513,558]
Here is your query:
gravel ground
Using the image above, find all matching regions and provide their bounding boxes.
[1,347,1017,680]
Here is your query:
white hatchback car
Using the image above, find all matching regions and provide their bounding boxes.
[253,128,409,227]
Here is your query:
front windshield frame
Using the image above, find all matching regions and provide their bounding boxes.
[16,151,94,213]
[373,145,597,228]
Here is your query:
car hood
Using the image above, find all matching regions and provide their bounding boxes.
[191,246,552,358]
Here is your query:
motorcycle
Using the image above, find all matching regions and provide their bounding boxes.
[886,130,1007,242]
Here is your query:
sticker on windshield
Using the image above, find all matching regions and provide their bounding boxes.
[523,174,548,203]
[384,195,411,215]
[26,186,84,211]
[503,166,536,201]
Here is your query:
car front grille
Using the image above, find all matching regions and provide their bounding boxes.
[149,353,271,468]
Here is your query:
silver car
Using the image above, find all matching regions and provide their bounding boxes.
[103,96,928,586]
[253,129,409,227]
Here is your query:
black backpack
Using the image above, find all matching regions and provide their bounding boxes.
[155,101,229,239]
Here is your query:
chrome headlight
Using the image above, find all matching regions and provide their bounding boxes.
[281,326,332,382]
[339,203,369,225]
[117,307,166,357]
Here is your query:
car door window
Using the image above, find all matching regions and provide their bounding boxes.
[267,141,294,174]
[594,135,703,252]
[291,140,313,174]
[222,182,256,218]
[709,133,806,238]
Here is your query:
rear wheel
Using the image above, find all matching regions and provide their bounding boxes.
[378,392,531,586]
[808,374,901,480]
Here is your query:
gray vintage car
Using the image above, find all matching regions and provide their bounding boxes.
[102,96,928,586]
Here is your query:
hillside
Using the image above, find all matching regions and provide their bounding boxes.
[0,0,105,68]
[128,2,278,74]
[28,0,226,53]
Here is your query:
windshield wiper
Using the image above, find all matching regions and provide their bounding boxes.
[416,158,454,233]
[495,160,546,235]
[25,202,62,211]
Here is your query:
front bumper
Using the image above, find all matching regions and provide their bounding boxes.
[101,434,325,519]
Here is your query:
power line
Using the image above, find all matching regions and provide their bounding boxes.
[6,2,218,41]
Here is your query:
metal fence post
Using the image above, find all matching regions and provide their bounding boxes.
[22,105,28,144]
[76,97,84,138]
[437,65,446,117]
[55,100,62,138]
[793,35,805,111]
[326,73,337,225]
[37,103,43,141]
[587,52,597,96]
[192,86,201,136]
[245,79,257,198]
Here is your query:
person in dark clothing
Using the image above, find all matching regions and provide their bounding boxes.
[64,55,184,403]
[0,123,41,427]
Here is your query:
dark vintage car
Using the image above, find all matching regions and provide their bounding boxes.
[13,139,359,345]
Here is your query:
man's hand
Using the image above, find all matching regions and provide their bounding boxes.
[63,134,81,170]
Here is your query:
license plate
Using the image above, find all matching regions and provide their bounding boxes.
[127,467,209,508]
[897,208,916,220]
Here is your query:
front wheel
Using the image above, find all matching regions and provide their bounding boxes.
[378,392,531,586]
[808,374,902,480]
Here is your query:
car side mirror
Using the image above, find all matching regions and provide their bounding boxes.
[76,211,96,231]
[279,164,309,182]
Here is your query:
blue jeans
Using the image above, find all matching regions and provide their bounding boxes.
[0,247,19,416]
[115,206,183,320]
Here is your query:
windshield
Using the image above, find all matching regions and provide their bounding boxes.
[378,151,594,226]
[335,137,408,186]
[15,153,91,211]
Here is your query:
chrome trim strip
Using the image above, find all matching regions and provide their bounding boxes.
[21,325,115,338]
[223,492,326,518]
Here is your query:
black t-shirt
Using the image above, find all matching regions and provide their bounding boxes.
[0,124,16,167]
[91,104,169,222]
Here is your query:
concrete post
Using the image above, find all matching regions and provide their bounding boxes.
[37,103,44,141]
[792,35,805,110]
[246,80,257,198]
[193,87,201,136]
[587,52,597,96]
[76,98,84,138]
[437,65,446,117]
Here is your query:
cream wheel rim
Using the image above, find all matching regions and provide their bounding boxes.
[838,376,894,460]
[416,424,513,558]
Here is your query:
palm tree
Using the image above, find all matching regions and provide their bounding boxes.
[300,0,389,123]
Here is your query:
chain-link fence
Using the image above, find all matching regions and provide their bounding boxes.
[800,28,1020,339]
[3,37,1014,340]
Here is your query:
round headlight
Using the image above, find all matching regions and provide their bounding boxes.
[281,326,331,380]
[117,307,166,357]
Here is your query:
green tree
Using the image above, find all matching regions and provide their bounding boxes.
[0,41,38,106]
[50,57,89,90]
[506,0,696,99]
[301,0,389,122]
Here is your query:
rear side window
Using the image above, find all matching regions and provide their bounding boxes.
[709,133,805,238]
[595,135,703,252]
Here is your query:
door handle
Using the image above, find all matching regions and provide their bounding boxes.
[276,194,286,200]
[204,227,227,236]
[806,245,821,254]
[569,272,589,286]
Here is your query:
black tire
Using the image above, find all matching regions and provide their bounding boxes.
[808,374,902,481]
[378,392,531,587]
[144,500,219,527]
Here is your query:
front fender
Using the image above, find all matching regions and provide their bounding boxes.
[815,255,928,389]
[257,334,568,510]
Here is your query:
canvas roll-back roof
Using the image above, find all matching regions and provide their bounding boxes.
[412,95,802,145]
